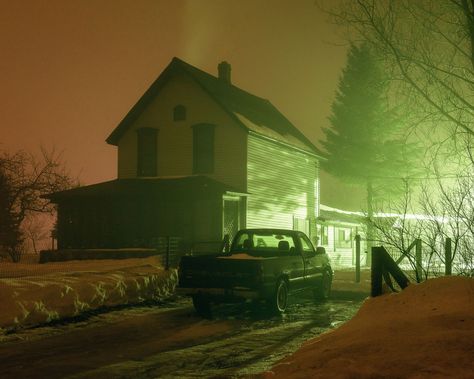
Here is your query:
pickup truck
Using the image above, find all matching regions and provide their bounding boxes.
[178,228,333,315]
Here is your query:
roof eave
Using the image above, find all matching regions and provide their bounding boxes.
[106,58,184,146]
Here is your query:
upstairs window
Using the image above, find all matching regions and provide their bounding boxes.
[192,123,215,174]
[137,127,158,177]
[173,105,186,121]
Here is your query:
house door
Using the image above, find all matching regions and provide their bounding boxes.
[223,197,240,241]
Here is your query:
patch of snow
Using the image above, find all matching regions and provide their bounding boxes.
[0,257,177,333]
[264,276,474,378]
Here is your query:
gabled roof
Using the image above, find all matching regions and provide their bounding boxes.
[106,57,321,156]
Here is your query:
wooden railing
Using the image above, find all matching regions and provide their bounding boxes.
[371,246,410,297]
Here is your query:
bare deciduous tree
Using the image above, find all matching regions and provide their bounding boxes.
[0,147,75,262]
[370,175,474,279]
[323,0,474,276]
[330,0,474,134]
[325,0,474,173]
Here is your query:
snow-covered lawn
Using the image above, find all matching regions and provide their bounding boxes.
[265,276,474,378]
[0,257,177,333]
[0,258,370,334]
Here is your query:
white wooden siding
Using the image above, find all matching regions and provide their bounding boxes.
[246,134,319,230]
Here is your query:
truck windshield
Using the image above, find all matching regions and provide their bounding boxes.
[231,231,297,255]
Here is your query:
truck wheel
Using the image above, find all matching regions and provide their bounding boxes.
[314,271,332,301]
[192,295,211,317]
[270,279,288,314]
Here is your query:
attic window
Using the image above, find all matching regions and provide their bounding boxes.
[173,105,186,121]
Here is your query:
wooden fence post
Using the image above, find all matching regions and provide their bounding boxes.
[355,234,361,283]
[445,237,452,276]
[371,246,383,297]
[415,238,422,282]
[380,247,410,290]
[371,246,410,297]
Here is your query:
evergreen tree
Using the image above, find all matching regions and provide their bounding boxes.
[320,43,417,259]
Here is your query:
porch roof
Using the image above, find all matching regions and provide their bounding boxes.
[318,208,366,226]
[45,176,246,202]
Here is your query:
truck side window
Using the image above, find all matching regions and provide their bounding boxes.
[234,233,250,249]
[300,234,315,254]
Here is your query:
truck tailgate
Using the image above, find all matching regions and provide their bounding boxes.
[179,254,267,289]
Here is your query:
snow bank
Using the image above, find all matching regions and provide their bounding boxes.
[0,257,177,332]
[265,276,474,378]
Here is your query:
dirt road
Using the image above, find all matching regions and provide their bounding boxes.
[0,294,362,378]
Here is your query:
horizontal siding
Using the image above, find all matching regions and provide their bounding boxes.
[329,249,354,268]
[246,134,318,230]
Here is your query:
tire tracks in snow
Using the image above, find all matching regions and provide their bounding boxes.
[67,303,357,379]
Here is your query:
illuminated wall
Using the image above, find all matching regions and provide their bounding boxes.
[246,133,319,234]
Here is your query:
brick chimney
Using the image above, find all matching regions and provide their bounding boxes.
[218,61,231,84]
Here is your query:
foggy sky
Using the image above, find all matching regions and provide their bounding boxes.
[0,0,347,185]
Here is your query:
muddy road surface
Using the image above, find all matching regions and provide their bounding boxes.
[0,293,363,378]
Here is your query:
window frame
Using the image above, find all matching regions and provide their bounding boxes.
[136,127,158,177]
[192,123,215,174]
[335,226,352,249]
[320,225,329,246]
[299,232,316,254]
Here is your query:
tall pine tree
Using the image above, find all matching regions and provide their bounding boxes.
[320,43,416,259]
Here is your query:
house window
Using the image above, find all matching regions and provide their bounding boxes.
[173,105,186,121]
[335,227,352,248]
[136,127,157,177]
[192,124,215,174]
[320,225,329,246]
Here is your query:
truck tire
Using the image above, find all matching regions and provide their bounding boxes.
[270,279,288,314]
[192,295,211,317]
[314,271,332,301]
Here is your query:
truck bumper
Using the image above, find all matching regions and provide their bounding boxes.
[176,287,262,301]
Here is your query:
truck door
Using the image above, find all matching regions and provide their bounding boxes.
[299,232,324,286]
[288,244,306,291]
[276,236,305,291]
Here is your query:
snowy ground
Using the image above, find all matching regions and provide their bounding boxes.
[263,276,474,378]
[0,257,370,334]
[0,257,178,332]
[4,257,472,378]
